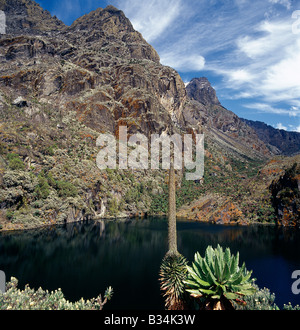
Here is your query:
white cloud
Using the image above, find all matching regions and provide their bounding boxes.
[215,16,300,108]
[228,69,255,84]
[276,123,287,130]
[274,123,300,132]
[113,0,300,129]
[237,20,291,60]
[160,53,205,72]
[262,44,300,93]
[268,0,292,10]
[116,0,183,42]
[244,103,300,117]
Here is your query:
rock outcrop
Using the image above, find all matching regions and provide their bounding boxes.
[184,78,271,161]
[0,0,64,35]
[270,163,300,226]
[1,0,294,230]
[241,119,300,156]
[186,77,220,106]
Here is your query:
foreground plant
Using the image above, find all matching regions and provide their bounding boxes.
[184,245,256,310]
[0,277,113,310]
[159,253,188,310]
[159,158,189,310]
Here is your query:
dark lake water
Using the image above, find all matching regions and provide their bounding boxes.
[0,217,300,310]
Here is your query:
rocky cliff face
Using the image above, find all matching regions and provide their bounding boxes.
[0,0,64,35]
[0,1,189,230]
[186,77,220,106]
[270,162,300,226]
[241,119,300,156]
[184,78,271,161]
[1,0,294,230]
[0,2,187,139]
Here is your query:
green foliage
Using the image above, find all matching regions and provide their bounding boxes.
[184,245,256,307]
[0,277,113,310]
[150,184,168,214]
[270,163,300,225]
[108,197,119,217]
[236,282,300,310]
[46,172,57,188]
[124,183,145,204]
[7,153,25,171]
[34,174,50,199]
[176,176,202,208]
[56,180,78,198]
[6,210,14,220]
[256,203,276,223]
[159,253,188,310]
[33,171,78,200]
[234,282,279,310]
[283,302,300,310]
[0,142,7,155]
[150,175,204,214]
[45,146,55,156]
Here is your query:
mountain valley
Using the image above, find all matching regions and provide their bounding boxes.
[0,0,299,231]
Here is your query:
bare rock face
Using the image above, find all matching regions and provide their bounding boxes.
[0,2,187,139]
[186,77,220,106]
[0,0,282,230]
[67,5,160,64]
[184,79,271,160]
[270,163,300,227]
[0,0,64,35]
[0,0,271,159]
[241,119,300,156]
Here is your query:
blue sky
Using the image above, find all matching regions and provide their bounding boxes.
[35,0,300,132]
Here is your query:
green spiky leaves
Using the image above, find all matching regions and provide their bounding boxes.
[104,286,114,301]
[159,253,188,310]
[184,245,256,302]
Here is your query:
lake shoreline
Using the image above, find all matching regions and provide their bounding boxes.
[0,213,281,234]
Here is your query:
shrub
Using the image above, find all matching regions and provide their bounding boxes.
[7,153,25,171]
[0,277,113,310]
[283,303,300,310]
[184,245,256,310]
[108,197,119,217]
[234,282,279,310]
[34,175,50,199]
[56,180,78,198]
[236,282,300,310]
[6,210,14,220]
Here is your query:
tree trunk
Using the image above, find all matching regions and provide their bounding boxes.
[167,160,178,255]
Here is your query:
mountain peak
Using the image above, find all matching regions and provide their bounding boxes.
[187,77,220,106]
[0,0,65,35]
[68,4,160,63]
[104,5,122,13]
[70,5,134,33]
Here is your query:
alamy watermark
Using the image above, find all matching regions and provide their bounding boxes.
[0,270,5,293]
[292,10,300,34]
[292,270,300,295]
[96,126,204,181]
[0,11,6,35]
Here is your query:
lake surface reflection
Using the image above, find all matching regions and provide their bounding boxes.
[0,218,300,309]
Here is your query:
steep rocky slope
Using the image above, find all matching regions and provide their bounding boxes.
[176,153,300,227]
[0,0,298,230]
[0,0,64,35]
[185,78,271,161]
[0,1,185,230]
[178,78,299,226]
[241,118,300,156]
[186,77,221,106]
